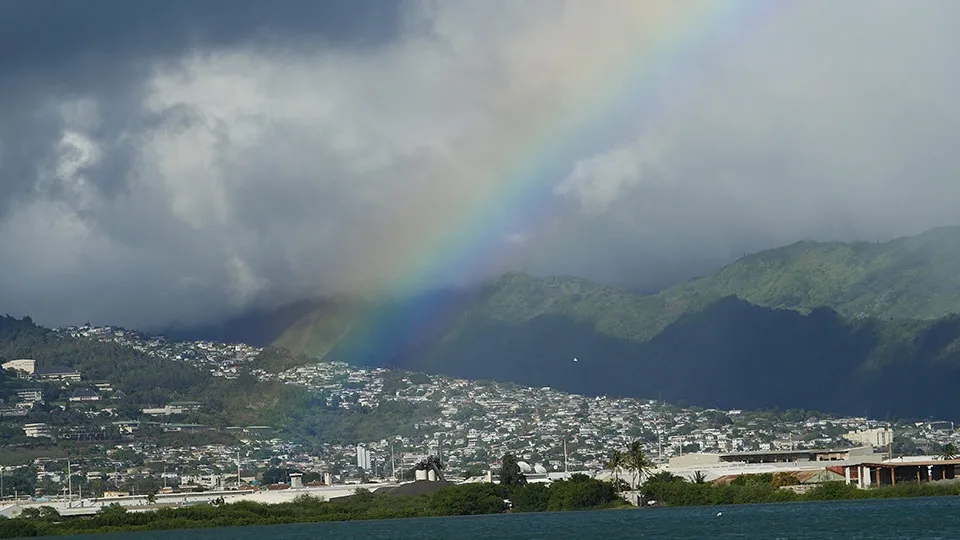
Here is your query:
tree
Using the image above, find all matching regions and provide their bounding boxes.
[499,453,526,486]
[606,449,626,491]
[352,488,374,503]
[546,475,618,511]
[5,466,37,496]
[18,508,41,519]
[772,472,800,488]
[624,440,653,489]
[939,443,958,460]
[38,506,60,520]
[690,471,707,485]
[262,467,300,485]
[99,502,125,515]
[430,484,505,515]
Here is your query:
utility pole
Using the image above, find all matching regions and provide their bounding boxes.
[237,450,241,488]
[391,445,396,482]
[563,438,568,476]
[657,394,665,463]
[67,459,72,507]
[1,465,4,499]
[657,421,664,463]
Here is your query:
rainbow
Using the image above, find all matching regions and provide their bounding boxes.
[334,1,786,365]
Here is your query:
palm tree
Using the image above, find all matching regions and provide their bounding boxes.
[606,449,626,490]
[939,443,958,460]
[625,440,653,489]
[691,470,707,484]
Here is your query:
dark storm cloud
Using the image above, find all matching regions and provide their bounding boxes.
[1,0,960,329]
[0,0,399,74]
[0,0,401,207]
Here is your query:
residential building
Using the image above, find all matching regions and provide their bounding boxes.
[0,407,27,418]
[22,422,53,438]
[69,387,101,402]
[35,366,82,382]
[142,402,201,415]
[14,388,43,403]
[846,428,894,448]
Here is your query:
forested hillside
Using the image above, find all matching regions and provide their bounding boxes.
[0,316,210,404]
[266,227,960,419]
[0,316,446,445]
[656,225,960,323]
[335,297,960,418]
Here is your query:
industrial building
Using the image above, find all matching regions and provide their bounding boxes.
[356,445,371,471]
[668,445,885,469]
[852,458,960,487]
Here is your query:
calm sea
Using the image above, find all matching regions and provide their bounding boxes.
[75,497,960,539]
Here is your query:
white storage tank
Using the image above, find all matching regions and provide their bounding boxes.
[415,469,428,481]
[289,473,303,489]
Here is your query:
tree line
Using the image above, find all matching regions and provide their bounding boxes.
[0,476,624,537]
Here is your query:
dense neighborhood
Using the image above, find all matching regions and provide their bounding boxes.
[1,325,958,504]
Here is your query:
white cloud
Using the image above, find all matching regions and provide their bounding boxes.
[556,141,661,212]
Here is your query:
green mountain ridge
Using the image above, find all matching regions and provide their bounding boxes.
[663,225,960,324]
[270,226,960,418]
[276,226,960,353]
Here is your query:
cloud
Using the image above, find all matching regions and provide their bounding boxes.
[1,0,960,328]
[556,139,662,212]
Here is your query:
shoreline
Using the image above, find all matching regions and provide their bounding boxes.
[4,479,960,538]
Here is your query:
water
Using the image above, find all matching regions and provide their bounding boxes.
[73,497,960,539]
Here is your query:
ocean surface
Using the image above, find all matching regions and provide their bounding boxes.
[75,496,960,539]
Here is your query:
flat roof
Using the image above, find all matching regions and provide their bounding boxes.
[863,459,960,468]
[719,446,869,458]
[35,366,80,374]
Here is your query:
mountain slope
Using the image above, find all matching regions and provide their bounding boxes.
[264,227,960,417]
[626,299,960,417]
[340,297,960,418]
[658,226,960,323]
[274,226,960,358]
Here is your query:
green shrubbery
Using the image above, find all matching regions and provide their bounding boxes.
[0,477,623,537]
[642,473,960,507]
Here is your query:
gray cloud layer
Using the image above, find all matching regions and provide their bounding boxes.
[1,0,959,328]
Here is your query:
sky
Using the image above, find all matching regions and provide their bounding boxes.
[2,0,960,329]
